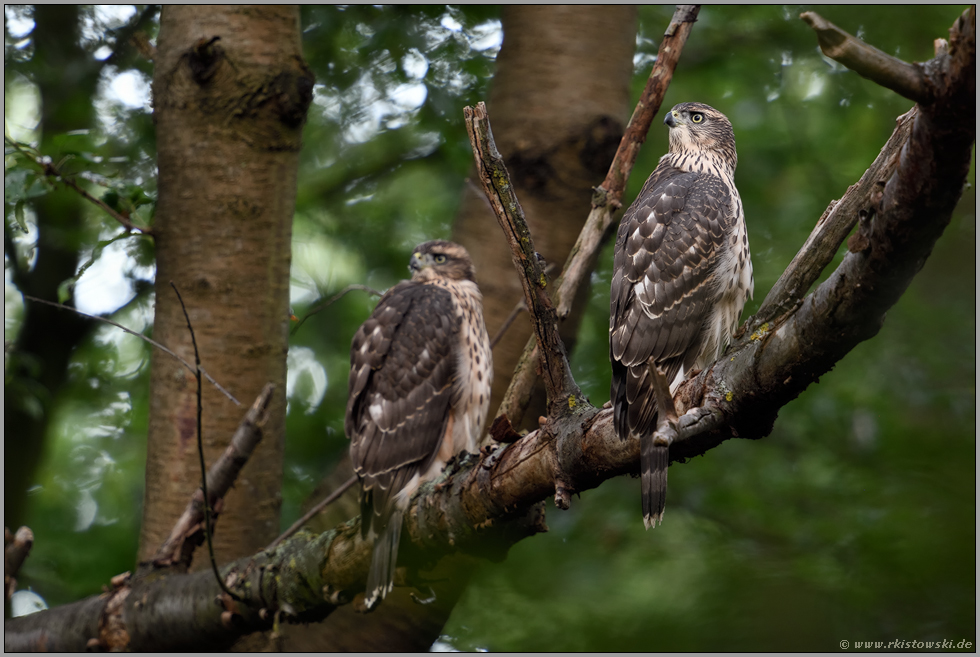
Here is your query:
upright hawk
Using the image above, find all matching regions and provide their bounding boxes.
[609,102,753,528]
[346,240,492,609]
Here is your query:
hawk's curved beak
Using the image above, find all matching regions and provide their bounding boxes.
[664,111,678,128]
[409,252,423,274]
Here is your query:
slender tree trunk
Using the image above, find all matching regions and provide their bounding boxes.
[4,5,96,529]
[453,5,638,431]
[138,6,312,567]
[284,6,638,650]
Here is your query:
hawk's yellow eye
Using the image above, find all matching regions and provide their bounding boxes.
[434,254,447,263]
[691,113,704,123]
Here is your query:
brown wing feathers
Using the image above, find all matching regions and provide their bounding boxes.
[347,281,460,539]
[611,170,732,442]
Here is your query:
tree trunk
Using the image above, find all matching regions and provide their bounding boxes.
[4,5,97,529]
[138,6,312,567]
[454,5,637,431]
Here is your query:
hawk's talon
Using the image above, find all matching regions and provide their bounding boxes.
[411,585,437,605]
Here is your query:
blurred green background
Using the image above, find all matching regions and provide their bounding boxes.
[4,5,974,650]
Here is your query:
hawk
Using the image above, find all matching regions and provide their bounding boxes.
[609,102,753,528]
[346,240,492,609]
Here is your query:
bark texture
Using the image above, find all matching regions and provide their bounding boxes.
[453,5,638,432]
[139,6,312,566]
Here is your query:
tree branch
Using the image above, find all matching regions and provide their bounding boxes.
[149,383,275,570]
[4,526,34,601]
[800,11,936,104]
[754,108,915,326]
[4,138,154,236]
[493,4,701,428]
[464,102,580,411]
[290,284,382,336]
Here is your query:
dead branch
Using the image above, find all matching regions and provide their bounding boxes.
[754,109,916,326]
[801,12,935,104]
[494,4,701,428]
[149,383,275,569]
[4,526,35,601]
[465,102,580,409]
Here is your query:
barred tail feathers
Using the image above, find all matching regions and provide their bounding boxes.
[641,436,668,529]
[364,509,403,610]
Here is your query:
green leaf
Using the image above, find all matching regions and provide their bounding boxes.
[57,279,74,304]
[13,200,29,233]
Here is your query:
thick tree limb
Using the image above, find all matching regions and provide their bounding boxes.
[494,4,701,428]
[149,383,275,570]
[5,7,973,651]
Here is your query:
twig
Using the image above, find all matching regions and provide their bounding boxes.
[265,475,358,552]
[4,137,154,236]
[21,295,240,405]
[493,4,701,427]
[151,383,275,569]
[801,12,935,104]
[290,284,381,335]
[102,4,160,68]
[488,263,557,350]
[170,283,241,601]
[4,526,34,601]
[488,300,525,351]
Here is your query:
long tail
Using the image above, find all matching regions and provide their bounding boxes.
[364,509,403,610]
[641,437,668,529]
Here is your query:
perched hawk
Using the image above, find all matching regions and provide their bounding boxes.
[609,102,753,528]
[346,240,492,609]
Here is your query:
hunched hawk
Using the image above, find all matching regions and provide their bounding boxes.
[346,240,492,609]
[609,102,753,528]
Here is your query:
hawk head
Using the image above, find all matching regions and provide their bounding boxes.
[664,102,737,174]
[409,240,476,283]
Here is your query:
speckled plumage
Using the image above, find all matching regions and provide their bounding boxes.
[609,103,753,528]
[347,240,492,609]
